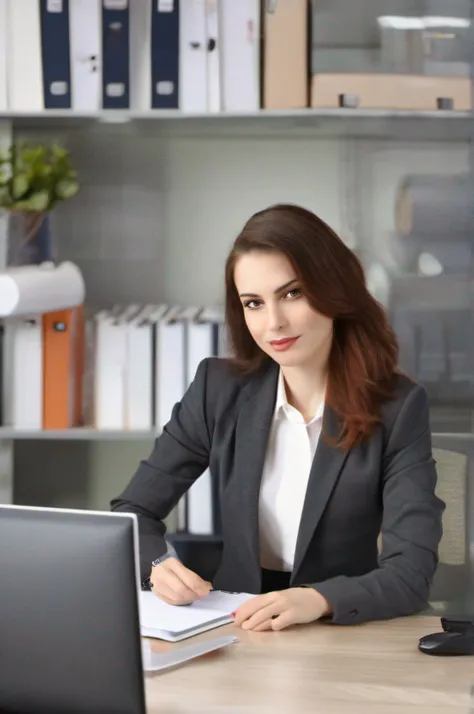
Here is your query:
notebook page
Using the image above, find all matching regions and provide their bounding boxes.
[139,590,254,634]
[192,591,255,613]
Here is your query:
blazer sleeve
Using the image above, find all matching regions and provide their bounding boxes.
[110,358,212,580]
[307,383,446,625]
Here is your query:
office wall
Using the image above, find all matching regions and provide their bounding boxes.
[49,130,347,307]
[10,127,469,512]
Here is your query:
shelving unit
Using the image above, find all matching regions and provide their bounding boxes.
[1,108,470,141]
[0,427,157,441]
[0,92,473,520]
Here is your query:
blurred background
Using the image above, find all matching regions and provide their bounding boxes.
[0,1,473,608]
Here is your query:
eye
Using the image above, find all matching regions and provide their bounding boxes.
[284,288,302,299]
[243,299,262,310]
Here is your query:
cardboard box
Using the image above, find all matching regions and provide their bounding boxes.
[311,73,471,111]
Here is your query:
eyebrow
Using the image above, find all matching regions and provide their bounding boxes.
[239,278,299,299]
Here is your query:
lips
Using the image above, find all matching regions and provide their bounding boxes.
[269,337,299,352]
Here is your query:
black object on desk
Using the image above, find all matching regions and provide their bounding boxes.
[441,616,474,634]
[419,616,474,656]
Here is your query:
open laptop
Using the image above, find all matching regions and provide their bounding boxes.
[0,505,146,714]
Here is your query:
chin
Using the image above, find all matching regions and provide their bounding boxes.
[269,352,306,368]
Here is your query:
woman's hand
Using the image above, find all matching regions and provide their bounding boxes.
[233,587,332,632]
[149,557,212,605]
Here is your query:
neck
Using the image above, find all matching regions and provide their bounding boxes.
[281,361,329,422]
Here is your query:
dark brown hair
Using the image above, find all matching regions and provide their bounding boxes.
[225,203,399,450]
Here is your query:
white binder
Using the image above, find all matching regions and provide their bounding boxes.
[94,308,132,430]
[184,307,214,535]
[179,0,207,112]
[219,0,260,112]
[125,304,158,431]
[0,0,7,110]
[184,307,213,387]
[154,305,188,530]
[205,0,221,112]
[7,317,43,430]
[69,0,102,111]
[129,0,151,111]
[7,0,43,111]
[155,305,186,430]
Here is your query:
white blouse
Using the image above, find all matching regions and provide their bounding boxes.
[258,369,324,572]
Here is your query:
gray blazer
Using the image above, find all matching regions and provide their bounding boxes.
[111,357,445,625]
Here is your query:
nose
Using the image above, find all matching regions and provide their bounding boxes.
[266,301,288,334]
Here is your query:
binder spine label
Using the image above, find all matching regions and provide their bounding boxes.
[158,0,174,11]
[47,0,63,11]
[104,0,128,8]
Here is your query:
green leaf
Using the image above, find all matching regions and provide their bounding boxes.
[52,144,68,159]
[13,200,32,211]
[55,179,79,201]
[1,141,79,210]
[12,173,29,199]
[0,186,11,207]
[25,190,50,212]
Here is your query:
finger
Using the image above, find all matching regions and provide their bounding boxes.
[250,619,274,632]
[152,592,176,606]
[150,577,187,604]
[155,568,202,604]
[271,610,296,631]
[233,593,275,626]
[165,559,212,597]
[241,602,282,631]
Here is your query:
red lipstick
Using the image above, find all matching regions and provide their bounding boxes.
[269,337,299,352]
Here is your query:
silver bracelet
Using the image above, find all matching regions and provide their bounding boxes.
[151,552,173,568]
[151,542,179,568]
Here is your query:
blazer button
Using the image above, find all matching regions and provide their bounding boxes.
[349,609,359,618]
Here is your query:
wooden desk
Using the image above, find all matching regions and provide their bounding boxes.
[144,616,473,714]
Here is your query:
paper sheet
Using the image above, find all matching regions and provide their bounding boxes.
[139,590,255,635]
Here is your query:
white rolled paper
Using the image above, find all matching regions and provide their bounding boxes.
[0,261,85,317]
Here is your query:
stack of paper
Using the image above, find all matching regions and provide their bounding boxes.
[139,590,254,642]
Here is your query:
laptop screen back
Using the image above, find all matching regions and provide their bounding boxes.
[0,506,146,714]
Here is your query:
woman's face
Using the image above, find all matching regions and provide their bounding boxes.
[234,250,333,369]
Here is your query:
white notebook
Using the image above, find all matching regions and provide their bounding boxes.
[139,590,254,642]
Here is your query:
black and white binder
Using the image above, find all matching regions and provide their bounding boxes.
[152,0,180,109]
[102,0,130,109]
[40,0,72,109]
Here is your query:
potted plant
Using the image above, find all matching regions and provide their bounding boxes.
[0,142,79,265]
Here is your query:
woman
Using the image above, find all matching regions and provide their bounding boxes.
[112,203,445,632]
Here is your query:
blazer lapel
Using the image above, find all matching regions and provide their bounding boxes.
[291,406,350,580]
[221,360,278,590]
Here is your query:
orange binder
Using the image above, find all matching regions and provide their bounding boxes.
[42,306,85,430]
